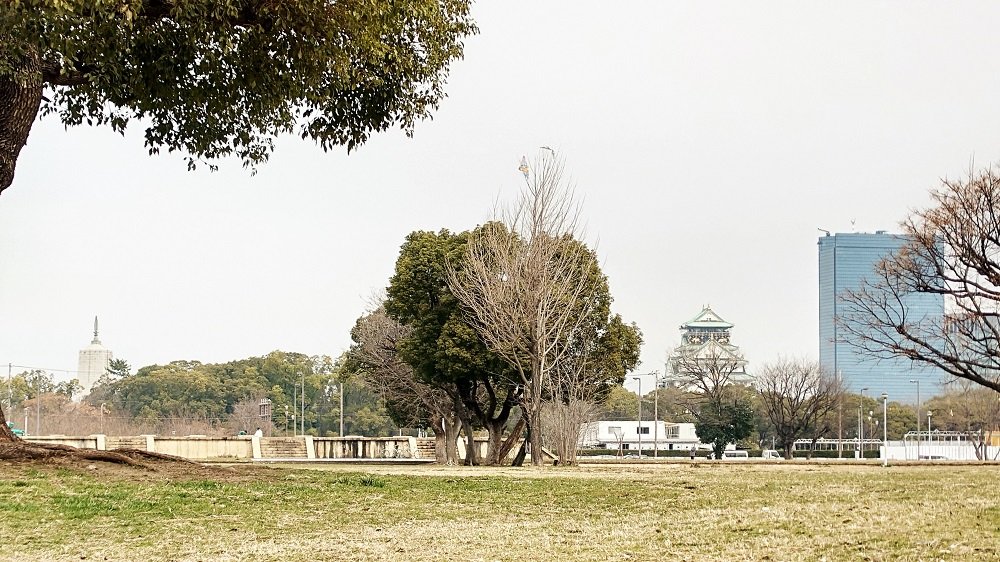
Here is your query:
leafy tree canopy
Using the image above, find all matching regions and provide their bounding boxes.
[0,0,476,194]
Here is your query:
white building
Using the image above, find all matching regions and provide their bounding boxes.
[76,316,112,398]
[579,420,704,451]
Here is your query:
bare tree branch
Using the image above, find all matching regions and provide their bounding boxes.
[447,151,600,466]
[756,358,845,459]
[840,163,1000,392]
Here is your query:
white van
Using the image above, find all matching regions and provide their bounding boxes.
[761,449,782,460]
[721,450,749,460]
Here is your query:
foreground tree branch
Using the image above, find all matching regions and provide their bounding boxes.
[840,163,1000,393]
[0,1,477,196]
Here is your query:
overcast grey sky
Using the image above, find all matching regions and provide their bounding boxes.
[3,2,1000,394]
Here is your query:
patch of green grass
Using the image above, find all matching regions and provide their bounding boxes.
[0,463,997,561]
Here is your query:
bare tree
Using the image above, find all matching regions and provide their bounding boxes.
[671,348,755,458]
[925,379,1000,461]
[448,152,601,466]
[540,339,601,466]
[756,358,845,459]
[350,305,463,464]
[227,397,265,436]
[841,163,1000,393]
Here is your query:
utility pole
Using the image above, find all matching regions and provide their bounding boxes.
[859,388,868,458]
[837,370,843,459]
[910,379,921,460]
[653,371,659,459]
[339,382,345,437]
[632,376,642,457]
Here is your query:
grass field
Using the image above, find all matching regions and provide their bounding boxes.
[0,460,997,561]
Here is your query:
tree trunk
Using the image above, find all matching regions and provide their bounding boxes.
[0,51,44,197]
[431,414,448,463]
[482,418,504,466]
[782,439,796,460]
[444,414,461,464]
[529,355,544,466]
[511,429,528,467]
[497,417,526,465]
[0,407,16,441]
[462,416,478,466]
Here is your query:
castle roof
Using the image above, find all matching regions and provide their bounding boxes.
[681,306,733,330]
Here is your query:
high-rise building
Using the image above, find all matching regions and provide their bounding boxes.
[77,316,112,398]
[818,232,944,402]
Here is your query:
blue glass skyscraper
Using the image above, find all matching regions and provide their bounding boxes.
[818,232,945,402]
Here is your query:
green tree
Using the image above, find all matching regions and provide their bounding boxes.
[598,386,641,421]
[385,229,520,465]
[695,389,755,460]
[0,1,476,197]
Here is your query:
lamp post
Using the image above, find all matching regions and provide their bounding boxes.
[653,371,659,459]
[339,382,345,437]
[632,376,642,458]
[909,379,920,460]
[859,387,868,458]
[927,411,933,453]
[881,393,888,467]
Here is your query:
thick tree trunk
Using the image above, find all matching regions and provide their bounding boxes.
[432,414,448,462]
[0,52,44,197]
[482,419,503,466]
[444,416,461,464]
[528,353,544,466]
[432,414,463,465]
[0,407,16,441]
[462,416,478,466]
[496,417,525,465]
[529,400,543,466]
[511,428,528,467]
[782,439,796,460]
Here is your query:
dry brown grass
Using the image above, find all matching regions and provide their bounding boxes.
[0,460,996,561]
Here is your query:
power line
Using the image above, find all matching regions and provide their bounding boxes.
[0,362,81,375]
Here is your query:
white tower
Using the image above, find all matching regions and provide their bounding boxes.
[76,316,113,398]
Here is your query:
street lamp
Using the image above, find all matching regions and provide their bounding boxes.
[339,382,345,437]
[859,387,868,458]
[632,376,642,458]
[653,371,659,459]
[881,393,888,467]
[909,379,921,460]
[927,411,933,452]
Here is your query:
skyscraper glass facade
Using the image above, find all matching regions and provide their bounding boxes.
[818,232,945,402]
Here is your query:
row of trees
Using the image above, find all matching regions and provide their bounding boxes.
[3,352,397,438]
[349,153,643,466]
[598,358,999,460]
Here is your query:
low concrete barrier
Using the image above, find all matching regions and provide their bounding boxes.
[23,434,431,462]
[313,436,419,459]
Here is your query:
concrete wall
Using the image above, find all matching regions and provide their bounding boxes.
[23,434,428,462]
[153,436,254,460]
[313,436,419,459]
[25,435,102,450]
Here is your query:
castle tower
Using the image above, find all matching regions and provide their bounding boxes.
[76,316,113,398]
[663,306,754,390]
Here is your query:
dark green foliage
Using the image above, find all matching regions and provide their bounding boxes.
[0,0,476,172]
[87,350,394,435]
[695,392,755,459]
